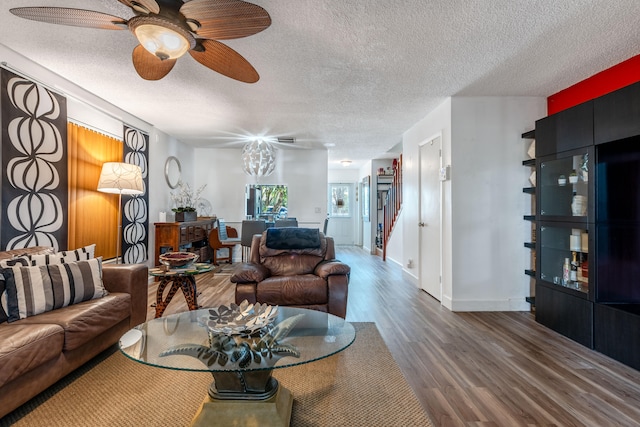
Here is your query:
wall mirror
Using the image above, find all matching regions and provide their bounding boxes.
[164,156,181,189]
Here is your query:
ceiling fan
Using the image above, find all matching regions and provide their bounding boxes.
[9,0,271,83]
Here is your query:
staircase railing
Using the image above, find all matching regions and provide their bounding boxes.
[382,155,402,261]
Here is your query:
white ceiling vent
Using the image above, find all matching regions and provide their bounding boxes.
[277,137,295,144]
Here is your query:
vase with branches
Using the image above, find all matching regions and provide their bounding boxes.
[170,181,206,221]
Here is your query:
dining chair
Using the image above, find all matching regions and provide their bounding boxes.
[208,219,240,264]
[240,219,267,261]
[274,218,298,228]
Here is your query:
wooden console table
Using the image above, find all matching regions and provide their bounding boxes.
[153,218,217,266]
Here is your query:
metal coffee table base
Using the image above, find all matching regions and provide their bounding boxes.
[191,382,293,427]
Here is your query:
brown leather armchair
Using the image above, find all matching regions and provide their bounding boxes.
[230,228,350,318]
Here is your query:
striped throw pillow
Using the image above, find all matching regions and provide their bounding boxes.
[28,244,96,266]
[2,257,106,322]
[0,256,31,268]
[59,244,96,262]
[29,253,64,265]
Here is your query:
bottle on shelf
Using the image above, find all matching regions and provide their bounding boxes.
[562,257,570,285]
[570,251,579,282]
[580,253,589,284]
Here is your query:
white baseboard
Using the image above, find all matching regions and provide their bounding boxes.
[447,298,531,312]
[402,268,419,287]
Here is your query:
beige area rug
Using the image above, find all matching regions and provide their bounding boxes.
[2,323,432,427]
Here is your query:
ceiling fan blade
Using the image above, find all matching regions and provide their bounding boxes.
[132,45,176,80]
[180,0,271,40]
[117,0,160,15]
[189,39,259,83]
[10,7,126,30]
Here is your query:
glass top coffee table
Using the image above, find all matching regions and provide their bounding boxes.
[119,304,355,426]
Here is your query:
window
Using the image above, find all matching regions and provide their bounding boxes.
[246,185,288,220]
[329,184,351,217]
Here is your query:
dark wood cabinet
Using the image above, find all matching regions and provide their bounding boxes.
[536,282,593,348]
[533,80,640,370]
[154,219,216,266]
[535,100,594,157]
[594,304,640,370]
[594,81,640,144]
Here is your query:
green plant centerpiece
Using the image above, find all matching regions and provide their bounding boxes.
[159,300,304,400]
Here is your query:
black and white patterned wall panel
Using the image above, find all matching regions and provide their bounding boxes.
[1,69,68,251]
[122,125,149,263]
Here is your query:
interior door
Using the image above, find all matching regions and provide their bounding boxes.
[419,136,442,300]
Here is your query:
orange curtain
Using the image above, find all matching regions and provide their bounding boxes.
[67,123,122,259]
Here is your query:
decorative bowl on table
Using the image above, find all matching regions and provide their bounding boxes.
[159,252,198,268]
[204,300,279,336]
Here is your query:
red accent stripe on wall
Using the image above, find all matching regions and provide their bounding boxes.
[547,54,640,115]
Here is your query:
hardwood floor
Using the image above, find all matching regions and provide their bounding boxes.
[147,246,640,426]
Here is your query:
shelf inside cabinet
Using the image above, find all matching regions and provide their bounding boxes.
[521,130,535,139]
[539,150,591,219]
[522,128,537,315]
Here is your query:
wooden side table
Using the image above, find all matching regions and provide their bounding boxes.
[150,264,213,318]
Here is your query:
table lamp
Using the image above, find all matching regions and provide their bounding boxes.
[97,162,144,263]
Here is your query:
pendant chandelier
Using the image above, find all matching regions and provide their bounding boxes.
[241,139,276,179]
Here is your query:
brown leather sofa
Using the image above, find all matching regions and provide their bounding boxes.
[0,246,148,418]
[231,229,350,318]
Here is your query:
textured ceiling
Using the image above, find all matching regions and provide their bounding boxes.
[1,0,639,169]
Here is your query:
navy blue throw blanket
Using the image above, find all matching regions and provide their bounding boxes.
[265,227,321,249]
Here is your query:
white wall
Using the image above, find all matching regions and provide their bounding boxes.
[403,98,453,299]
[148,131,195,266]
[449,97,546,310]
[403,97,546,311]
[193,147,328,232]
[328,168,359,183]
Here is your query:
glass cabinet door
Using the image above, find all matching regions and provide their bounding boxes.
[539,150,591,219]
[539,224,589,294]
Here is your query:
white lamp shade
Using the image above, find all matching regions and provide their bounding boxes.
[97,162,144,195]
[241,140,276,178]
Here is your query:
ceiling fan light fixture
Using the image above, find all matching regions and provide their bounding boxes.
[130,2,151,14]
[135,24,190,60]
[129,16,195,61]
[186,18,201,32]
